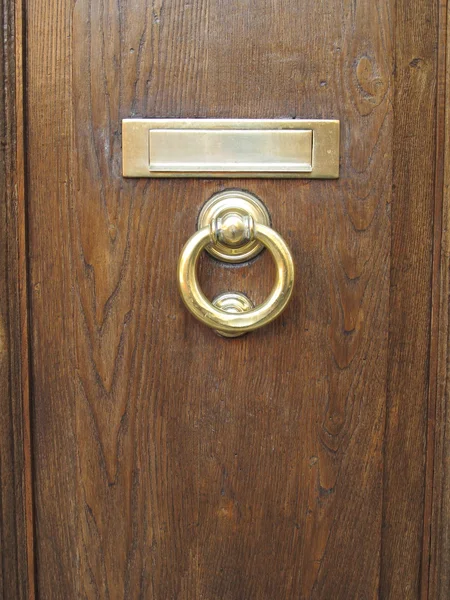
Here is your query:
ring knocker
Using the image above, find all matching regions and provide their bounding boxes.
[178,191,294,337]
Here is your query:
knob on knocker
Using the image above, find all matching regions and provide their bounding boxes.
[177,191,294,337]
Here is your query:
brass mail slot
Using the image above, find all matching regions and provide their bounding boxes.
[122,119,339,178]
[149,129,313,173]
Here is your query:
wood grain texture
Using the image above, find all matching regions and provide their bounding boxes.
[25,0,439,598]
[0,0,34,598]
[429,1,450,597]
[25,0,77,596]
[380,1,440,597]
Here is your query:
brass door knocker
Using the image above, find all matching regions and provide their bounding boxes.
[178,191,294,337]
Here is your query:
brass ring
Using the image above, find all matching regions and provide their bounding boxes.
[178,222,294,335]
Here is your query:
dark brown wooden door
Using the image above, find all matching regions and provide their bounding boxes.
[2,0,449,598]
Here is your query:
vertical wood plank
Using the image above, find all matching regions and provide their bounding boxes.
[0,0,34,598]
[429,1,450,597]
[25,0,77,596]
[381,0,440,597]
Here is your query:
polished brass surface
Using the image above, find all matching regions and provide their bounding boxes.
[148,129,313,173]
[122,118,339,178]
[178,203,295,336]
[212,213,254,248]
[212,292,255,338]
[198,190,271,263]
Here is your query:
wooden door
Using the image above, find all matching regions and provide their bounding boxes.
[2,0,450,598]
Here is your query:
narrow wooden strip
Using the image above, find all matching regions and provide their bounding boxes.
[423,0,449,596]
[0,0,35,598]
[429,1,450,597]
[15,0,35,596]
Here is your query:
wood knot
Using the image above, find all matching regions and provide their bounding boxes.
[355,56,388,112]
